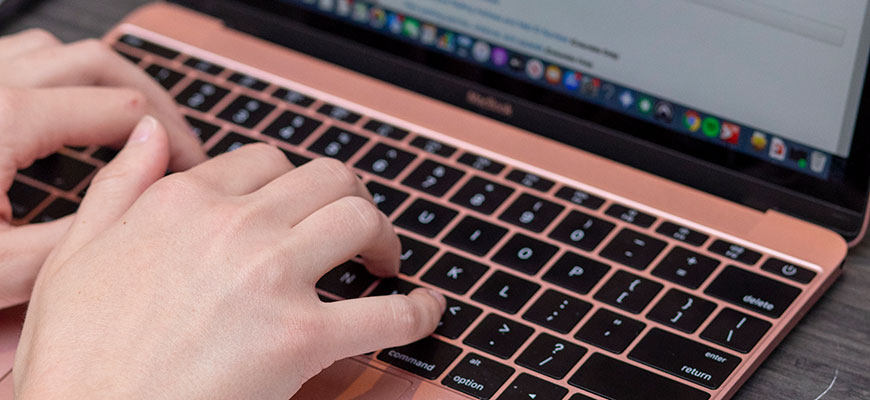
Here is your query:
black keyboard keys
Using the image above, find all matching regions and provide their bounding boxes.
[599,229,666,270]
[217,96,275,129]
[262,111,322,145]
[90,147,119,163]
[315,261,376,299]
[471,271,540,314]
[183,57,224,75]
[629,328,740,389]
[522,289,591,333]
[117,35,179,59]
[464,314,534,359]
[8,181,49,219]
[516,333,587,379]
[144,64,184,90]
[569,353,710,400]
[652,247,720,289]
[497,373,569,400]
[705,265,800,318]
[647,289,716,333]
[575,308,645,353]
[207,133,260,157]
[317,103,361,124]
[594,270,662,314]
[228,73,268,91]
[548,210,614,251]
[421,252,488,295]
[20,153,95,191]
[410,136,456,158]
[761,258,816,284]
[368,278,418,296]
[402,160,464,197]
[363,119,409,140]
[32,198,78,223]
[506,169,554,192]
[499,194,563,233]
[491,233,558,275]
[397,234,438,276]
[281,150,310,167]
[542,252,610,295]
[458,153,505,175]
[436,296,482,339]
[307,127,368,161]
[709,239,762,265]
[450,177,514,215]
[176,80,229,112]
[377,336,462,380]
[365,181,409,217]
[656,222,709,246]
[394,199,458,238]
[604,204,657,228]
[443,353,514,399]
[184,116,220,143]
[554,186,605,210]
[272,87,315,108]
[354,143,416,179]
[700,308,771,353]
[441,216,508,257]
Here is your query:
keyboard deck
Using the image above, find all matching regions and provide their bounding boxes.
[8,33,822,400]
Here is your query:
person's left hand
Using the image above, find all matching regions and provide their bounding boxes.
[0,29,208,309]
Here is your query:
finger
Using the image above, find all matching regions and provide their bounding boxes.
[0,39,206,171]
[321,288,445,359]
[182,143,292,195]
[0,217,73,309]
[0,29,62,61]
[48,116,170,265]
[282,195,400,283]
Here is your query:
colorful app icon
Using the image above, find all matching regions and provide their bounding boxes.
[750,131,767,151]
[769,137,787,161]
[472,41,491,63]
[387,13,403,34]
[563,71,580,91]
[403,18,420,39]
[545,65,562,85]
[352,2,369,22]
[788,148,809,168]
[370,8,387,28]
[683,111,701,132]
[619,90,634,108]
[526,59,544,80]
[335,0,352,16]
[455,35,472,58]
[508,54,526,72]
[421,24,437,44]
[491,47,508,66]
[720,122,740,144]
[701,117,720,138]
[810,151,827,173]
[581,76,601,97]
[437,32,455,51]
[654,101,674,123]
[637,96,653,114]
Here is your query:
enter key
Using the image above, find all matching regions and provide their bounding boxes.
[628,328,741,389]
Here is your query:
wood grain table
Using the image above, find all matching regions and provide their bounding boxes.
[2,1,868,399]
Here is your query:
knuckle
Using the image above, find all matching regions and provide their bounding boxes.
[144,173,202,204]
[119,88,148,114]
[388,297,427,336]
[246,143,290,169]
[314,157,358,189]
[337,196,383,234]
[75,38,112,59]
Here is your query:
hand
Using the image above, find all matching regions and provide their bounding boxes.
[13,117,445,399]
[0,29,207,308]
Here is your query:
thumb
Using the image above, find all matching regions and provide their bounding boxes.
[0,217,72,309]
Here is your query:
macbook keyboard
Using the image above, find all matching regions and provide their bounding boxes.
[8,34,819,400]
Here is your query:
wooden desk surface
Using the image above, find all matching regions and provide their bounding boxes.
[2,1,868,399]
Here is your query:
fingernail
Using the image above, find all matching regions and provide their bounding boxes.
[128,115,157,144]
[425,288,447,310]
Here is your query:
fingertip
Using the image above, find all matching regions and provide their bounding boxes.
[408,287,446,329]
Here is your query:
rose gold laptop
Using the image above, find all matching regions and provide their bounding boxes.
[3,1,869,399]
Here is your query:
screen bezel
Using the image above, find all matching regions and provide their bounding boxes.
[171,0,870,241]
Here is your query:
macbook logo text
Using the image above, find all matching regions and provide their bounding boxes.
[465,90,513,117]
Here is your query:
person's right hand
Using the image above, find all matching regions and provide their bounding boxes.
[13,116,446,399]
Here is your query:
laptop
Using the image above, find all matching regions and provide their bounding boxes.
[2,0,868,399]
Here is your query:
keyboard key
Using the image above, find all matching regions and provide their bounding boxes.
[421,252,488,295]
[569,353,710,400]
[629,328,740,389]
[184,116,220,143]
[315,261,377,299]
[272,87,315,108]
[651,247,720,289]
[522,289,591,333]
[115,49,140,64]
[228,72,269,91]
[449,177,514,215]
[410,136,456,158]
[604,204,657,228]
[548,210,614,251]
[118,34,179,59]
[646,289,716,333]
[491,233,558,275]
[464,314,534,359]
[402,160,464,197]
[281,150,311,166]
[441,216,508,257]
[307,127,368,161]
[761,258,816,284]
[542,252,610,295]
[458,153,505,175]
[394,199,458,238]
[506,170,554,193]
[443,353,514,399]
[20,153,95,191]
[207,133,261,157]
[700,308,771,353]
[554,186,605,210]
[317,103,362,124]
[497,373,569,400]
[575,308,645,353]
[363,119,409,140]
[516,333,587,379]
[471,271,540,314]
[8,181,49,219]
[176,80,230,112]
[594,270,662,314]
[599,229,667,270]
[656,222,709,246]
[704,265,800,318]
[568,395,595,400]
[499,194,563,233]
[377,336,462,380]
[90,147,119,163]
[354,143,416,179]
[32,198,78,223]
[397,235,438,276]
[708,239,762,265]
[183,57,224,75]
[368,278,418,296]
[262,111,322,145]
[144,64,184,90]
[217,96,276,129]
[436,296,482,339]
[365,181,409,216]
